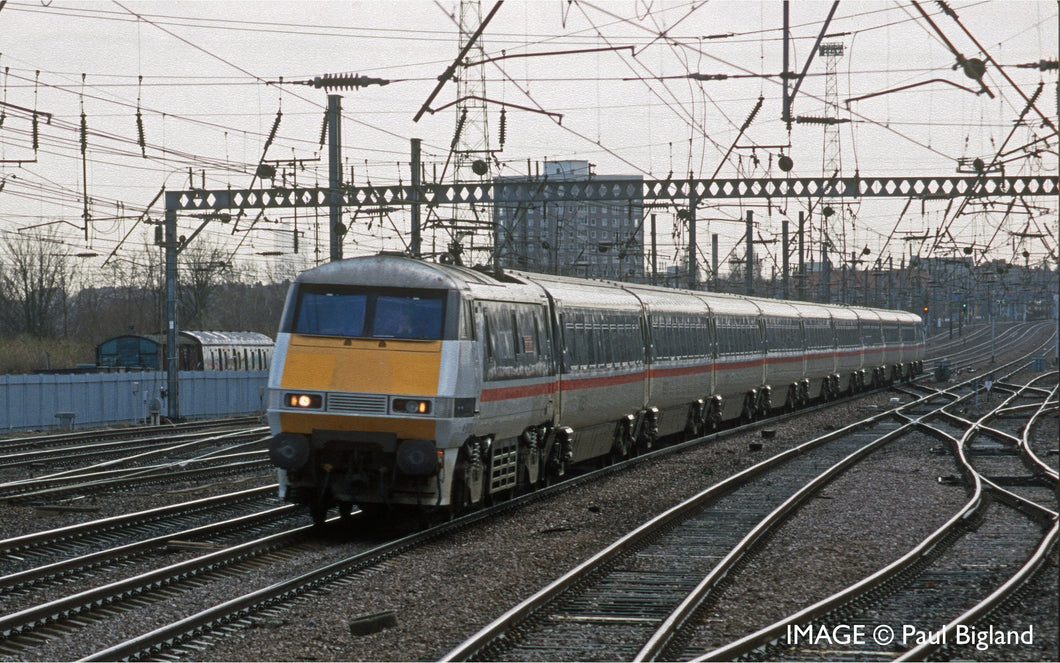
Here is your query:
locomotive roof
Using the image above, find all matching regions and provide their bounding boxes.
[295,255,922,323]
[295,254,510,291]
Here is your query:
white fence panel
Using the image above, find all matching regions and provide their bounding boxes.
[0,371,268,432]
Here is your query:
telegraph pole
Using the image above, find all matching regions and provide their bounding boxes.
[410,138,422,258]
[782,218,790,299]
[327,94,343,262]
[688,197,698,289]
[164,207,179,421]
[746,210,754,295]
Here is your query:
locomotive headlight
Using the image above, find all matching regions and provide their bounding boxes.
[392,398,432,415]
[285,393,322,409]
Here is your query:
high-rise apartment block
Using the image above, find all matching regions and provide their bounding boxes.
[493,160,644,280]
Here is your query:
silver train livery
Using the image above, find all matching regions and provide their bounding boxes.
[266,254,924,524]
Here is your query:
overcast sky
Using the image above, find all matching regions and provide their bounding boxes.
[0,0,1055,281]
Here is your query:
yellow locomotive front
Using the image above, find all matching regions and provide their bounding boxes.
[266,257,477,525]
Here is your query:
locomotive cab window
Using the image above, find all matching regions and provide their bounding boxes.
[289,285,447,340]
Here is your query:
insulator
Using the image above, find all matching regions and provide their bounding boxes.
[499,107,507,147]
[264,110,282,152]
[741,96,763,131]
[80,111,87,155]
[311,73,390,90]
[136,109,146,157]
[935,0,957,18]
[451,108,467,149]
[318,109,328,148]
[794,115,849,125]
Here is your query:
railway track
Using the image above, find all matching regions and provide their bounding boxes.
[81,331,1049,662]
[0,426,266,474]
[437,361,1049,661]
[6,386,908,661]
[0,428,271,504]
[0,324,1052,661]
[692,370,1056,662]
[0,511,350,659]
[0,416,262,456]
[0,486,296,599]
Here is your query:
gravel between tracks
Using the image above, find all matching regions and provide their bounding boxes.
[181,392,937,662]
[4,377,1056,662]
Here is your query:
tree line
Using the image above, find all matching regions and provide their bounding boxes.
[0,231,290,374]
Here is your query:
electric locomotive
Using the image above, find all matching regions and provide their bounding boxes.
[267,254,923,525]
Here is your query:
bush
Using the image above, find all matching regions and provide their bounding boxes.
[0,335,95,375]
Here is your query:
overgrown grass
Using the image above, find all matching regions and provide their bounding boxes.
[0,335,95,375]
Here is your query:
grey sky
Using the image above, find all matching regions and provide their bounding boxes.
[0,0,1055,280]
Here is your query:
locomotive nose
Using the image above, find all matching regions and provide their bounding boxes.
[269,433,310,470]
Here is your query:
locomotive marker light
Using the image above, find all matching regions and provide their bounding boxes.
[285,393,323,409]
[393,398,432,415]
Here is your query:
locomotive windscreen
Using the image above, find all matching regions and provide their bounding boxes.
[289,285,445,340]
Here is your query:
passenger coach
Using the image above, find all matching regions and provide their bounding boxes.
[267,254,923,525]
[97,330,273,371]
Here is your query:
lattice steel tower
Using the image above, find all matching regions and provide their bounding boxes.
[820,41,845,302]
[820,42,844,178]
[445,0,494,264]
[455,0,492,180]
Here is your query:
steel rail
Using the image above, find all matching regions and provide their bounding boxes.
[632,408,930,661]
[0,428,267,487]
[894,380,1058,661]
[956,379,1057,519]
[69,325,1056,661]
[691,368,1052,661]
[0,520,316,646]
[0,426,268,471]
[0,417,262,454]
[0,485,277,558]
[639,363,1034,662]
[895,520,1058,662]
[0,504,292,594]
[440,383,959,662]
[1021,383,1059,482]
[75,379,911,662]
[3,453,271,504]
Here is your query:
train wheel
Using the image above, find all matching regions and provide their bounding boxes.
[612,423,634,462]
[338,502,354,521]
[740,393,756,424]
[309,499,330,527]
[450,476,471,518]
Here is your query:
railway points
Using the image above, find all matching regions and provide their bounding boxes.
[0,322,1053,662]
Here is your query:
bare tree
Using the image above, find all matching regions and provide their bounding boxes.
[73,250,164,339]
[0,231,80,337]
[179,243,240,329]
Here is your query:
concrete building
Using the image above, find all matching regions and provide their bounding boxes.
[493,160,645,280]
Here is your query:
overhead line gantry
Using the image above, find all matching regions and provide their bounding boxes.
[158,172,1057,420]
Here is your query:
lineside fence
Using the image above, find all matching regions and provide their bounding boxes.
[0,371,268,432]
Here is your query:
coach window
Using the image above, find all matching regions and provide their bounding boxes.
[586,321,597,368]
[484,313,495,363]
[511,313,521,356]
